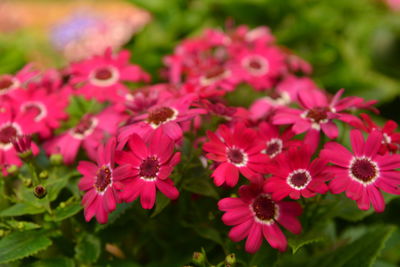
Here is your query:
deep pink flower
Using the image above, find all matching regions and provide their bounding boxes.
[118,94,205,146]
[218,181,302,252]
[264,146,330,200]
[78,138,132,223]
[115,130,180,209]
[320,129,400,212]
[203,123,269,187]
[0,64,38,99]
[69,49,150,103]
[357,113,400,154]
[44,108,123,164]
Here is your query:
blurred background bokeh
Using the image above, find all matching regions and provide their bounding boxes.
[1,0,400,110]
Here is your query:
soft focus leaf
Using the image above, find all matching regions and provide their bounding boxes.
[0,230,52,264]
[52,203,82,222]
[182,176,219,199]
[0,203,45,217]
[151,193,171,218]
[30,258,75,267]
[74,234,101,264]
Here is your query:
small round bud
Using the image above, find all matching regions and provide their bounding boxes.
[225,253,236,266]
[17,222,24,230]
[39,171,49,179]
[23,178,32,187]
[33,185,47,199]
[6,165,18,175]
[50,154,63,165]
[192,251,205,266]
[59,202,66,209]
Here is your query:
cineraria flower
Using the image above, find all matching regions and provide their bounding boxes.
[320,129,400,212]
[203,123,269,187]
[231,46,286,90]
[115,130,180,209]
[44,108,123,164]
[69,48,150,103]
[12,86,68,138]
[0,104,39,172]
[264,146,330,200]
[218,181,302,252]
[118,94,205,146]
[0,64,37,99]
[78,138,132,223]
[357,113,400,154]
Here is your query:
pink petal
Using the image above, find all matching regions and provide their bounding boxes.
[350,130,364,156]
[367,186,385,212]
[140,181,156,209]
[128,134,148,159]
[218,198,247,211]
[222,207,252,226]
[228,219,253,242]
[321,121,338,139]
[245,222,263,253]
[156,179,179,200]
[262,223,287,252]
[364,130,383,157]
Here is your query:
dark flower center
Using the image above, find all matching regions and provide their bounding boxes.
[350,158,378,183]
[94,67,113,81]
[289,170,311,189]
[252,195,277,222]
[147,107,175,126]
[265,139,282,158]
[306,107,329,123]
[23,103,45,121]
[227,148,245,165]
[73,116,96,136]
[0,125,18,145]
[204,66,226,80]
[95,166,112,192]
[140,157,160,179]
[248,59,262,70]
[0,77,13,91]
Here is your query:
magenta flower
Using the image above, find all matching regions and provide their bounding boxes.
[218,181,302,253]
[203,123,269,187]
[320,129,400,212]
[264,146,330,200]
[0,64,38,99]
[69,49,150,103]
[115,130,180,209]
[78,138,132,223]
[44,108,123,164]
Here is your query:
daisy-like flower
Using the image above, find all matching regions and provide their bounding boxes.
[0,64,38,99]
[320,129,400,212]
[78,138,132,223]
[0,104,39,172]
[69,48,150,103]
[44,108,123,164]
[12,86,68,138]
[115,130,180,209]
[218,180,302,253]
[202,123,269,187]
[357,113,400,154]
[118,94,205,146]
[264,146,330,200]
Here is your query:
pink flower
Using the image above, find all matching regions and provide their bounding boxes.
[115,130,180,209]
[44,108,123,164]
[218,181,302,252]
[78,138,132,223]
[203,123,269,187]
[69,48,150,103]
[118,94,205,146]
[320,129,400,212]
[264,146,330,200]
[0,64,38,99]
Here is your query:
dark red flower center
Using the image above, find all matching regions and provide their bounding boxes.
[288,170,311,189]
[227,148,245,165]
[73,116,96,136]
[248,59,263,70]
[23,103,45,121]
[0,125,18,145]
[204,66,226,80]
[350,158,378,183]
[265,139,282,158]
[140,156,160,179]
[94,67,113,81]
[0,77,13,91]
[95,166,112,192]
[252,195,277,222]
[306,107,329,123]
[147,107,175,126]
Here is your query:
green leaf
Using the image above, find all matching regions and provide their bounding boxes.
[46,176,70,202]
[0,203,45,217]
[95,202,134,232]
[75,234,101,264]
[30,258,75,267]
[308,225,395,267]
[2,220,41,231]
[0,230,52,264]
[182,176,219,199]
[151,193,171,218]
[52,203,82,222]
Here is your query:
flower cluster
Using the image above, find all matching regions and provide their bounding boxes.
[2,24,400,255]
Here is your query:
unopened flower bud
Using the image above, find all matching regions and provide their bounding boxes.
[39,170,49,179]
[6,165,18,175]
[34,185,47,199]
[23,178,32,187]
[192,251,206,266]
[50,154,63,165]
[12,135,33,160]
[225,253,236,266]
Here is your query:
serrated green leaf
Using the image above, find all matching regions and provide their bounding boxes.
[308,225,395,267]
[75,234,101,264]
[0,230,52,264]
[151,193,171,218]
[30,258,75,267]
[0,203,45,217]
[182,176,219,199]
[52,203,82,222]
